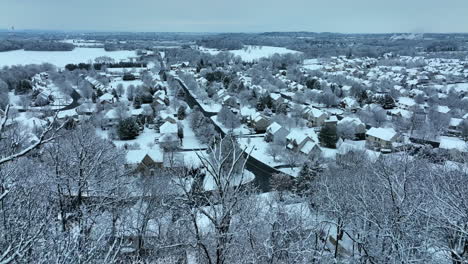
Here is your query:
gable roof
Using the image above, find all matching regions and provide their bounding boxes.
[366,127,397,141]
[160,121,178,134]
[267,122,284,134]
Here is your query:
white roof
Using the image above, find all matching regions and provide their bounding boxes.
[270,93,282,100]
[286,131,310,144]
[437,105,450,114]
[366,127,397,141]
[126,149,163,164]
[104,109,119,119]
[309,108,326,118]
[449,118,463,127]
[267,122,283,134]
[160,121,178,134]
[100,93,114,101]
[439,136,467,152]
[338,117,364,126]
[300,141,319,155]
[398,97,416,107]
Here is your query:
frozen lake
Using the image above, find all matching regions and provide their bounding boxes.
[0,48,136,68]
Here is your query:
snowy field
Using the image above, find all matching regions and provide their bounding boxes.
[200,45,301,62]
[0,48,136,68]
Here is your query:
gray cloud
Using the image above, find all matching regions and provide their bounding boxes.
[0,0,467,33]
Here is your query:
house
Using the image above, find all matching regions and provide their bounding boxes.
[159,121,179,146]
[337,117,366,139]
[299,141,322,158]
[270,93,283,106]
[448,118,463,135]
[265,122,289,143]
[397,97,416,110]
[340,97,359,112]
[160,121,178,137]
[250,113,270,133]
[76,102,97,115]
[99,93,115,104]
[160,113,177,124]
[102,109,121,127]
[286,131,313,152]
[153,90,169,106]
[324,116,338,127]
[125,149,163,176]
[365,127,398,152]
[302,107,328,127]
[84,76,106,90]
[439,136,467,160]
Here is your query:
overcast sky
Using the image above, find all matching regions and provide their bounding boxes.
[1,0,467,33]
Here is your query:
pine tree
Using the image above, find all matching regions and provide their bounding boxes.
[319,124,338,149]
[177,105,187,120]
[117,117,140,140]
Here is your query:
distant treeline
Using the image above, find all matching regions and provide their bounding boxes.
[197,37,244,50]
[65,61,147,71]
[0,39,75,52]
[104,42,155,51]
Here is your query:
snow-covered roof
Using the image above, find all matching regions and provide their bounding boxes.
[100,93,114,101]
[439,136,467,152]
[286,131,310,144]
[366,127,397,141]
[126,149,163,164]
[104,109,120,119]
[449,118,463,127]
[398,97,416,107]
[270,93,282,101]
[338,117,364,126]
[300,141,319,155]
[267,122,284,134]
[437,105,450,114]
[160,121,178,134]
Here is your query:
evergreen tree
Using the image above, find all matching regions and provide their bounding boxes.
[15,80,32,95]
[117,117,140,140]
[319,124,338,148]
[177,105,187,120]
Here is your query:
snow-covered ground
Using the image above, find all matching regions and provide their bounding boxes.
[210,115,251,136]
[238,136,288,168]
[200,45,301,62]
[231,46,301,62]
[179,119,206,150]
[0,48,136,68]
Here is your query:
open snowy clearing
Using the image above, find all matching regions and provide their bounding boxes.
[0,48,136,68]
[200,45,301,62]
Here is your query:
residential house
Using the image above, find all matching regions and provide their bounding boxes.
[337,117,366,139]
[448,118,463,135]
[365,127,398,152]
[299,141,322,158]
[270,93,283,106]
[99,93,115,104]
[126,149,163,176]
[159,121,179,146]
[397,97,416,110]
[102,109,121,127]
[286,131,314,152]
[265,122,289,143]
[340,97,359,112]
[153,90,169,106]
[250,113,270,133]
[76,102,97,115]
[302,107,328,127]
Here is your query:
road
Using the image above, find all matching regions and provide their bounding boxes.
[60,89,82,111]
[174,76,279,192]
